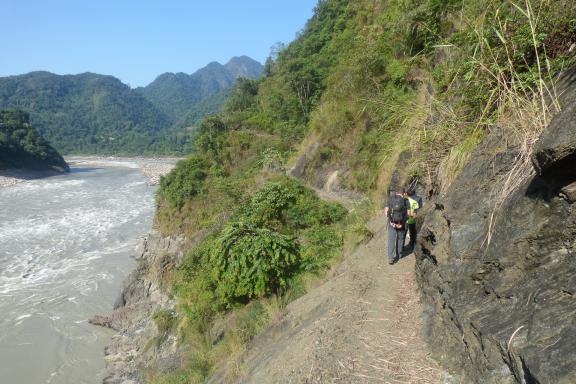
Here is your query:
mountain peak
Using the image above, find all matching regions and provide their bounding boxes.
[138,56,263,121]
[225,56,263,79]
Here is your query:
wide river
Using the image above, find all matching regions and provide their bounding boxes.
[0,165,156,383]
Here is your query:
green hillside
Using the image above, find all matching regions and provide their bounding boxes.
[0,56,262,155]
[0,71,172,154]
[148,0,576,382]
[0,109,69,171]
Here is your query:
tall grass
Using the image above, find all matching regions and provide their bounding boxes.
[472,0,561,246]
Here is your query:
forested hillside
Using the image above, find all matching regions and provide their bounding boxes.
[0,57,262,155]
[0,110,68,171]
[137,0,576,382]
[0,72,172,154]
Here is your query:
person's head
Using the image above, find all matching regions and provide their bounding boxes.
[398,186,408,197]
[406,186,416,196]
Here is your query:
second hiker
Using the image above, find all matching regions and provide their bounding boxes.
[405,187,420,250]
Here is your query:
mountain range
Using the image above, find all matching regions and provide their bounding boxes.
[0,56,263,154]
[137,56,263,125]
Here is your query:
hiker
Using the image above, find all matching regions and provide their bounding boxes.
[384,187,412,265]
[405,188,420,250]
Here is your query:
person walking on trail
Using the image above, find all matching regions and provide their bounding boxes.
[384,187,412,265]
[406,188,420,250]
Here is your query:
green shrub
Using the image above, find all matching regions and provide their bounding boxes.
[232,182,296,227]
[224,78,260,113]
[301,225,343,273]
[175,241,221,323]
[211,222,301,304]
[159,156,209,208]
[232,177,347,231]
[284,192,347,228]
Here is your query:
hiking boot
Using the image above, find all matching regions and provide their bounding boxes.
[388,259,397,265]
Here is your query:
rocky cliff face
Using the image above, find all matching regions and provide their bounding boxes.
[415,68,576,383]
[95,232,194,384]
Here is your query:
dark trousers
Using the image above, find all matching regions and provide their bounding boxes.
[408,222,417,247]
[387,223,406,262]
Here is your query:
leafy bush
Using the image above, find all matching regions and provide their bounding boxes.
[224,78,260,113]
[232,181,296,227]
[159,156,209,208]
[193,116,227,158]
[173,177,347,325]
[211,222,300,304]
[231,177,347,231]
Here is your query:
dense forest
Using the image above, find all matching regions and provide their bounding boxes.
[146,0,576,382]
[0,109,68,171]
[0,57,262,155]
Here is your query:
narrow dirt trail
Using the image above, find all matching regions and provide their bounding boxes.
[217,214,444,383]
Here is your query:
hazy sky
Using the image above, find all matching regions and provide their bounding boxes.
[1,0,318,87]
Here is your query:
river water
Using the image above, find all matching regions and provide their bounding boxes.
[0,165,156,383]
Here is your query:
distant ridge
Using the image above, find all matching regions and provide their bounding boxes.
[0,56,263,154]
[137,56,263,123]
[0,71,172,154]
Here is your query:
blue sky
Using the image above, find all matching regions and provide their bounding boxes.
[1,0,318,87]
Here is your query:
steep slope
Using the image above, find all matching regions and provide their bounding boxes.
[137,56,263,125]
[101,0,576,383]
[0,109,68,171]
[209,214,442,383]
[0,71,172,154]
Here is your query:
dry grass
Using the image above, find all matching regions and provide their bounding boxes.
[408,0,562,236]
[353,272,445,384]
[477,0,561,246]
[419,95,483,195]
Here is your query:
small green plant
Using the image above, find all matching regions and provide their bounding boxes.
[150,309,178,348]
[153,309,177,334]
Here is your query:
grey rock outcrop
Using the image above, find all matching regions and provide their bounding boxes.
[416,87,576,382]
[532,66,576,175]
[95,232,193,384]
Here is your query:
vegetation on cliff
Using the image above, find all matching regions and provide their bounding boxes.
[0,109,68,171]
[150,0,576,382]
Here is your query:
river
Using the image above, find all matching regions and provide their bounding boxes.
[0,164,156,383]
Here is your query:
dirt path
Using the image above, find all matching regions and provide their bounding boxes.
[215,214,444,383]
